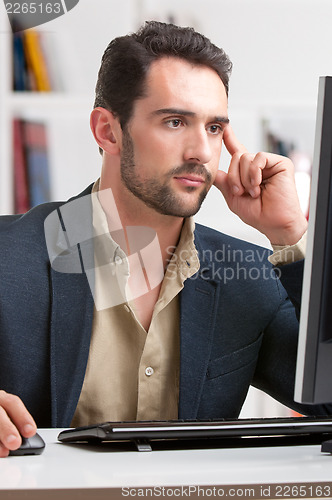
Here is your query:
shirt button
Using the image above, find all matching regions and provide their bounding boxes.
[115,256,122,265]
[145,367,154,377]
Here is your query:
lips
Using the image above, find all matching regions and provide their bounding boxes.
[173,175,205,187]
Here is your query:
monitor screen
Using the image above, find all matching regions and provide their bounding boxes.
[294,76,332,404]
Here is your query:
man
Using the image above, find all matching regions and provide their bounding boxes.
[0,21,330,457]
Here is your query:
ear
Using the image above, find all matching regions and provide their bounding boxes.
[90,107,122,155]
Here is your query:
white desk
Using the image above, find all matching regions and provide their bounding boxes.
[1,429,332,499]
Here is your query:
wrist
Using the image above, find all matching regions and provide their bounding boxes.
[266,218,308,247]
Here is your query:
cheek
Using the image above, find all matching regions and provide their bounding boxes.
[132,129,180,166]
[133,128,164,153]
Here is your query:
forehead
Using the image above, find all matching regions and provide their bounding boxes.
[135,56,228,116]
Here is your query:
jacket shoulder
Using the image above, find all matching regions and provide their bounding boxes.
[194,223,272,262]
[0,184,93,236]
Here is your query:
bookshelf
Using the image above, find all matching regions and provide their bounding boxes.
[0,1,136,215]
[0,11,13,214]
[0,12,92,214]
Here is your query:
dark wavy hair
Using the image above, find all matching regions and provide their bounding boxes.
[94,21,232,129]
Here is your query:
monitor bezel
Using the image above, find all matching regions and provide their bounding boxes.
[295,76,332,404]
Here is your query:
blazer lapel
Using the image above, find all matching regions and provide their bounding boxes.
[178,268,220,419]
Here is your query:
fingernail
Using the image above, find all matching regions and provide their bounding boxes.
[6,434,18,445]
[232,185,239,194]
[24,424,35,434]
[249,189,256,198]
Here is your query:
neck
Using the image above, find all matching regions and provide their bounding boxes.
[99,165,185,268]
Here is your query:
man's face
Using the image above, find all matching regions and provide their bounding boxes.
[120,57,229,218]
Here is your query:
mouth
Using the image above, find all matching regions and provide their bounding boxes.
[173,175,205,187]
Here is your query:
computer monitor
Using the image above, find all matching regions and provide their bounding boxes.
[294,76,332,404]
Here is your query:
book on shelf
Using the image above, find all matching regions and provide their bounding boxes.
[12,118,30,213]
[13,119,51,213]
[12,28,51,91]
[12,31,28,91]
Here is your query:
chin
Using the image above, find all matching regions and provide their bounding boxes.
[156,199,204,218]
[172,192,208,217]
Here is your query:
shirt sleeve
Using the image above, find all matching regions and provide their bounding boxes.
[268,231,307,266]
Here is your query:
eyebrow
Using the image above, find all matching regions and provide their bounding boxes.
[151,108,230,124]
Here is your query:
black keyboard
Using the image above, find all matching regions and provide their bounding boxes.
[58,416,332,452]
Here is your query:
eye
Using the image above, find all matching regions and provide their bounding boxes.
[207,124,223,135]
[165,118,183,129]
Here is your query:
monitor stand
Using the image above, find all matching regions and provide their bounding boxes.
[134,439,152,452]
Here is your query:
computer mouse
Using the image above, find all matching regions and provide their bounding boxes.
[9,432,45,456]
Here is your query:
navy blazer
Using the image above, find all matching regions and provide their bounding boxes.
[0,185,330,427]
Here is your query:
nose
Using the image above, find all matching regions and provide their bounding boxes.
[183,127,213,165]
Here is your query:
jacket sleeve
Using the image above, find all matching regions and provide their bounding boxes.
[253,259,332,416]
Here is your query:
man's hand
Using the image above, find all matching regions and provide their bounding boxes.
[0,390,37,457]
[214,125,308,246]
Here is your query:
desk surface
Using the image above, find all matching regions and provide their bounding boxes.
[1,429,332,494]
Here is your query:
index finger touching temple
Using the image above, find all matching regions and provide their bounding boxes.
[223,124,248,156]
